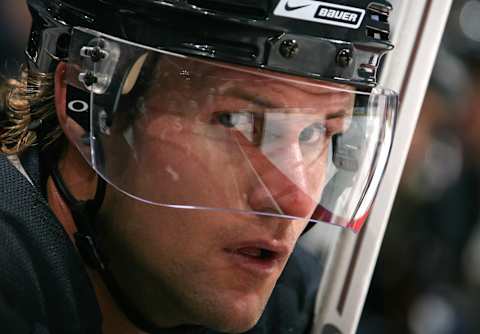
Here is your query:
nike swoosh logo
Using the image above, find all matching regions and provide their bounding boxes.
[284,1,311,11]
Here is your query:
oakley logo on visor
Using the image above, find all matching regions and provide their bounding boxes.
[274,0,365,29]
[68,100,89,113]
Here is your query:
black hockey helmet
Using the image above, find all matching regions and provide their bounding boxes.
[27,0,393,87]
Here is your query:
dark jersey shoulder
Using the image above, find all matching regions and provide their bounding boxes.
[0,151,102,334]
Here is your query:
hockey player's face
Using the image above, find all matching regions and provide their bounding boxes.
[97,60,354,332]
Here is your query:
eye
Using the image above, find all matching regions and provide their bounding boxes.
[214,112,253,129]
[216,112,236,128]
[299,123,327,144]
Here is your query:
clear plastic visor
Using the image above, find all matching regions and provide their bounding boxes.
[65,27,398,232]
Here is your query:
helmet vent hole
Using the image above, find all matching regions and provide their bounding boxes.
[366,3,391,41]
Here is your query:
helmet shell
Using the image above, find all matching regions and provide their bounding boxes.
[27,0,393,87]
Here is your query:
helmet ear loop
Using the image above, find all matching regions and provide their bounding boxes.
[50,165,107,271]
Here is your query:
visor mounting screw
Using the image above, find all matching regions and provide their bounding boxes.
[99,109,111,135]
[336,49,353,67]
[80,46,107,62]
[79,71,98,87]
[279,40,299,59]
[90,47,107,62]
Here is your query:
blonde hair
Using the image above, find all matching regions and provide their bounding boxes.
[0,64,62,155]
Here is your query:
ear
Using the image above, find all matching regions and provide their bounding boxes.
[54,62,68,131]
[54,62,89,151]
[54,62,93,173]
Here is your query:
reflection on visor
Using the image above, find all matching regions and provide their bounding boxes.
[64,27,398,232]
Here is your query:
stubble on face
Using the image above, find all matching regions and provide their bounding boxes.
[98,188,306,333]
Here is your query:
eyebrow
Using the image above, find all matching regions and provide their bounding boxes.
[228,88,279,109]
[224,88,353,119]
[326,110,350,120]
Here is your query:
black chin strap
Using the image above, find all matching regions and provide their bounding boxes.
[50,166,181,334]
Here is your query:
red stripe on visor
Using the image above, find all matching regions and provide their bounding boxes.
[312,205,371,233]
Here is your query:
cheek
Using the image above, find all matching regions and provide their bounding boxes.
[108,200,206,264]
[104,197,278,310]
[103,193,233,278]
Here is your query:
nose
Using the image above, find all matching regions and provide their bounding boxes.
[234,130,320,219]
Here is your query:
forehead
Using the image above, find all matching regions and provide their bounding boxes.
[147,55,356,93]
[130,55,358,122]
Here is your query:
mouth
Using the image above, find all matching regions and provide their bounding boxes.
[234,247,279,260]
[224,242,290,276]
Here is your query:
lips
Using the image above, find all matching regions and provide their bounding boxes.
[224,241,290,276]
[236,247,275,260]
[227,241,289,259]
